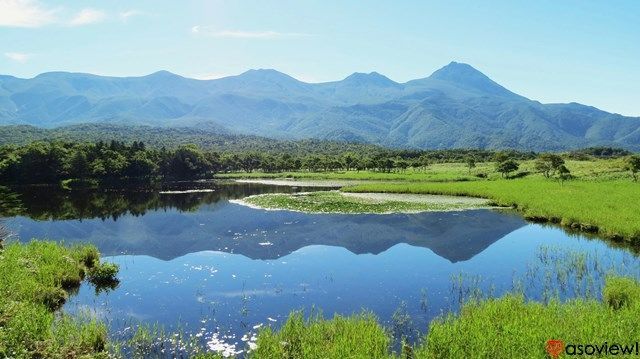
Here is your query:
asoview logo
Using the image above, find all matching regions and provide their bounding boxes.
[546,339,640,357]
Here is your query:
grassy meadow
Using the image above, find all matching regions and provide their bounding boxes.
[218,158,631,182]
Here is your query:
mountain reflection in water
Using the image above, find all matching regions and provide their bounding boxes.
[4,182,526,263]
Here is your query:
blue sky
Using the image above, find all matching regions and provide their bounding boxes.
[1,0,639,116]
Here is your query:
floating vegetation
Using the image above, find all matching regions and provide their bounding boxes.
[159,189,216,194]
[232,191,490,214]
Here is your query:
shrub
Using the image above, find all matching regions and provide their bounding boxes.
[73,245,100,269]
[88,262,119,287]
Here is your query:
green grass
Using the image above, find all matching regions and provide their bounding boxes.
[0,240,117,358]
[217,159,632,182]
[418,276,640,358]
[344,178,640,241]
[239,191,488,214]
[216,162,488,182]
[5,239,640,358]
[250,311,391,358]
[239,276,640,358]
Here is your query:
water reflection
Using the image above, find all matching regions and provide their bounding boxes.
[4,183,526,263]
[0,182,314,220]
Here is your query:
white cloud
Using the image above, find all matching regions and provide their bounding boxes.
[191,26,310,39]
[68,8,106,26]
[4,52,31,62]
[0,0,56,27]
[119,9,142,21]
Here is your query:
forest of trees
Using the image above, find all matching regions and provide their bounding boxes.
[0,140,536,185]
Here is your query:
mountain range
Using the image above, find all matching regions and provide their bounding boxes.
[1,62,639,151]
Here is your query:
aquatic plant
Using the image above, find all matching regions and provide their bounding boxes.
[238,191,488,214]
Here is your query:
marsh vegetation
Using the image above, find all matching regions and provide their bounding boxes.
[0,238,118,358]
[236,191,490,214]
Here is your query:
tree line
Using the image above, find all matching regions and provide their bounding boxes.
[1,140,638,185]
[0,140,535,184]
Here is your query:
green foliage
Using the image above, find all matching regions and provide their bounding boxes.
[345,177,640,241]
[250,311,390,359]
[242,191,488,213]
[495,159,519,178]
[556,164,571,183]
[418,277,640,359]
[0,139,540,185]
[88,262,120,287]
[0,241,115,358]
[625,155,640,181]
[465,156,476,174]
[534,153,565,178]
[568,146,632,160]
[603,276,640,310]
[0,140,221,184]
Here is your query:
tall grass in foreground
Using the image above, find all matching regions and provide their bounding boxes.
[239,276,640,358]
[250,311,391,358]
[6,238,640,358]
[0,240,118,358]
[419,277,640,358]
[345,178,640,242]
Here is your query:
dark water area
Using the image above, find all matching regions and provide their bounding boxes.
[2,182,639,355]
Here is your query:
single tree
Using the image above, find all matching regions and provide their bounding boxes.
[534,153,565,178]
[626,155,640,182]
[417,155,431,172]
[556,164,571,184]
[496,160,519,178]
[466,157,476,174]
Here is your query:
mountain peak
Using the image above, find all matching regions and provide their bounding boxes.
[342,71,400,87]
[429,61,519,98]
[144,70,184,80]
[430,62,489,82]
[238,68,299,83]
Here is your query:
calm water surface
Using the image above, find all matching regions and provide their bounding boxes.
[2,181,638,354]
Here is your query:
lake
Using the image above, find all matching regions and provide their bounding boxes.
[2,181,638,356]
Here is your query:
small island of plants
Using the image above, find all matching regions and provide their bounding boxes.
[235,190,491,214]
